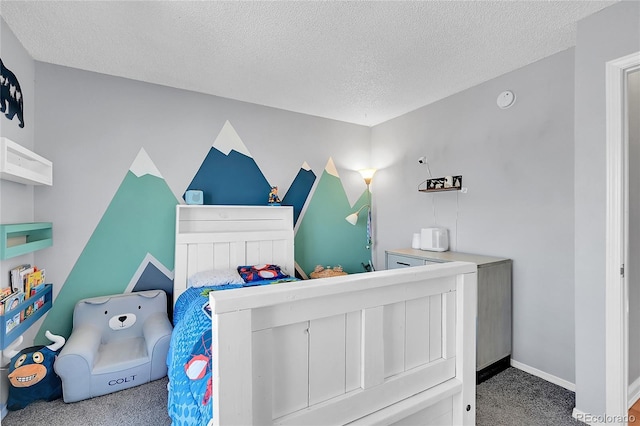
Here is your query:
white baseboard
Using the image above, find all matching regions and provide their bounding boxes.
[629,376,640,409]
[572,407,633,425]
[572,407,605,425]
[510,359,575,392]
[511,361,639,425]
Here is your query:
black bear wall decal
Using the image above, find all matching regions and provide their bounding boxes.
[0,57,25,128]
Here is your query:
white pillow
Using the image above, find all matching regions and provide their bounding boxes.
[188,268,244,288]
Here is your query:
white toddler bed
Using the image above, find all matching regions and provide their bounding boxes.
[172,205,477,426]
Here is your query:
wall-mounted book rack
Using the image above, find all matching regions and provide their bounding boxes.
[0,284,52,350]
[0,222,53,260]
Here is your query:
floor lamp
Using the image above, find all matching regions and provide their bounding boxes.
[345,169,376,271]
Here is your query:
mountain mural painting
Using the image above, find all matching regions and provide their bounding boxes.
[36,148,178,343]
[282,162,316,225]
[294,158,371,277]
[184,120,271,205]
[125,253,175,319]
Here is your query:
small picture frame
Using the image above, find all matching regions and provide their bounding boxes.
[422,175,462,191]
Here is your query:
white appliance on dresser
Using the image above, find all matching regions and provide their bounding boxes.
[385,248,512,383]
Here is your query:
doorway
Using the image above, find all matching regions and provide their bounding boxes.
[628,68,640,419]
[605,52,640,425]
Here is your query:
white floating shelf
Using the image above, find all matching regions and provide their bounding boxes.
[0,137,52,186]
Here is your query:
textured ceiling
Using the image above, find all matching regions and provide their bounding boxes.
[0,1,618,126]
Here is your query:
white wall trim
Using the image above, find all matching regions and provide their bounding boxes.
[572,407,614,425]
[510,359,575,392]
[628,376,640,409]
[605,50,640,426]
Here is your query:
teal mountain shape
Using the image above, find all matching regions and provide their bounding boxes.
[282,165,316,225]
[295,168,370,276]
[36,171,177,343]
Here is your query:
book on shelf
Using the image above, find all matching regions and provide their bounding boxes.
[29,282,46,297]
[21,287,47,319]
[17,266,34,293]
[20,267,34,290]
[23,292,46,320]
[0,291,25,316]
[32,293,46,310]
[0,290,15,315]
[0,287,12,300]
[24,269,45,299]
[5,311,21,332]
[9,264,46,299]
[10,263,31,292]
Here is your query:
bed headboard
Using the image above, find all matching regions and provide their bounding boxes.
[173,205,295,304]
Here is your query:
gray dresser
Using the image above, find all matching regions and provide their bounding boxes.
[385,248,512,382]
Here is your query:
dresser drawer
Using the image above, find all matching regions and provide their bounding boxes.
[386,253,427,269]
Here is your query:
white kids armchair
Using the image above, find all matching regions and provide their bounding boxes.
[54,290,173,403]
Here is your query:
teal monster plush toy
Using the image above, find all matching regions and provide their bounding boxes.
[6,331,65,410]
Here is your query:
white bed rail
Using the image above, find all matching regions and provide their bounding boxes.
[210,261,477,426]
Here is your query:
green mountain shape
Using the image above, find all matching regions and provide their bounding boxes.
[295,169,370,276]
[36,171,178,343]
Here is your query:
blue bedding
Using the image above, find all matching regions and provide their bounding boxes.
[167,274,298,426]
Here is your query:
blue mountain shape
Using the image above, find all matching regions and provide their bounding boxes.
[132,261,175,319]
[282,167,316,224]
[185,148,271,205]
[36,171,177,343]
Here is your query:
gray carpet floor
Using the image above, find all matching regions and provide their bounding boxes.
[477,367,586,426]
[2,367,585,425]
[2,376,171,426]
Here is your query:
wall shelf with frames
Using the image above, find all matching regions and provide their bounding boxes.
[418,187,461,193]
[418,175,463,193]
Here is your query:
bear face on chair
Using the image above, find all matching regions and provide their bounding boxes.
[76,290,164,343]
[54,290,173,403]
[108,311,137,330]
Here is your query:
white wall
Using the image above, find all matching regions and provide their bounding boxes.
[371,49,576,384]
[0,17,35,222]
[574,1,640,417]
[0,17,38,344]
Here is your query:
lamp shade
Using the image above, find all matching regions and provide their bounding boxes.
[358,168,377,185]
[345,213,359,225]
[345,204,369,226]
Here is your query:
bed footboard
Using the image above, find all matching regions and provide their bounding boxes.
[210,262,477,426]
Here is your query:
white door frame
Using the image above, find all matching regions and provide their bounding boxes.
[606,51,640,424]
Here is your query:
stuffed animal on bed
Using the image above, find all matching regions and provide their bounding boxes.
[7,331,65,410]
